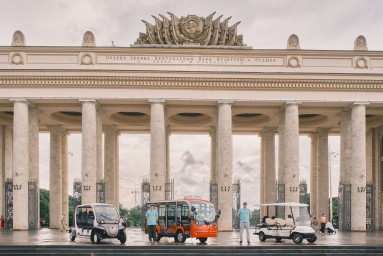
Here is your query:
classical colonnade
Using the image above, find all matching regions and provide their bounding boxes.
[0,99,373,232]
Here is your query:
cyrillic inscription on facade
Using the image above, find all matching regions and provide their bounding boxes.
[97,55,283,66]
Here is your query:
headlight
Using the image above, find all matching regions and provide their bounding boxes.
[195,221,203,226]
[97,220,105,224]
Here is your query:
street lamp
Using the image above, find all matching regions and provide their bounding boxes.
[328,149,339,221]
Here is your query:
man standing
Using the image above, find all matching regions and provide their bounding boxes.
[236,202,252,245]
[320,213,327,234]
[146,204,158,244]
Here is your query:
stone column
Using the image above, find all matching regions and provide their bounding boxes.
[259,133,265,217]
[115,131,120,208]
[263,128,276,216]
[278,108,285,184]
[96,106,103,181]
[0,125,4,217]
[61,131,68,229]
[12,99,30,230]
[4,126,13,180]
[149,100,166,201]
[104,125,118,208]
[284,103,300,214]
[366,128,373,184]
[317,128,329,219]
[340,110,352,184]
[49,126,62,229]
[80,100,98,204]
[29,107,40,229]
[29,107,39,181]
[351,103,367,231]
[210,127,217,183]
[310,133,318,218]
[217,101,233,231]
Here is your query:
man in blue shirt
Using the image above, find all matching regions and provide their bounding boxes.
[236,202,252,245]
[146,204,158,244]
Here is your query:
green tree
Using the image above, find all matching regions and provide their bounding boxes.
[40,189,50,227]
[250,209,260,226]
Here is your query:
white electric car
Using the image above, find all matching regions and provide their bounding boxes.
[254,202,317,244]
[69,203,127,244]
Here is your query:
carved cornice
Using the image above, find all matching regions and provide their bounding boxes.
[1,75,383,91]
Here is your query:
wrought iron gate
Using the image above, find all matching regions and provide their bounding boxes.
[141,179,150,229]
[73,179,82,209]
[209,182,218,211]
[4,179,13,230]
[276,183,285,218]
[338,183,351,231]
[232,179,241,229]
[28,180,38,230]
[366,184,374,232]
[96,181,105,203]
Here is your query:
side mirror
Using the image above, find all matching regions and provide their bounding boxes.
[218,209,222,215]
[215,214,220,219]
[191,206,196,213]
[122,222,127,227]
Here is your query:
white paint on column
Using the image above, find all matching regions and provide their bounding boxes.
[317,129,329,219]
[340,110,352,184]
[80,100,97,204]
[351,103,367,231]
[284,103,300,212]
[217,101,233,231]
[149,101,166,201]
[12,99,30,230]
[61,131,68,229]
[49,126,62,229]
[104,125,117,207]
[310,133,318,218]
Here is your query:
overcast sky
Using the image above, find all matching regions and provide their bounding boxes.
[3,0,379,209]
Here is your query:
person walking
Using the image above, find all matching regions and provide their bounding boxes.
[320,213,327,234]
[236,202,252,245]
[146,204,158,244]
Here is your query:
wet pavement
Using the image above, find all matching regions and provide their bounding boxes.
[1,228,383,246]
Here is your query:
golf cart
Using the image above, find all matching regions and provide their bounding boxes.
[254,202,316,244]
[69,203,127,244]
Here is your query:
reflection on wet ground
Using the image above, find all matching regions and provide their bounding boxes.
[1,228,383,246]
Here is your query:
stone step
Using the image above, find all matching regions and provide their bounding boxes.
[0,245,382,255]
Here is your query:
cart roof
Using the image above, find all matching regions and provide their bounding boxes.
[254,202,309,207]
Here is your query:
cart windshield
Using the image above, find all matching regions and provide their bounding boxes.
[191,202,216,223]
[294,206,311,227]
[94,205,119,221]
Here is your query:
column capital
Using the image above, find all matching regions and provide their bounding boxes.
[350,102,369,107]
[148,99,165,104]
[47,125,63,132]
[79,99,97,104]
[284,101,302,106]
[262,127,277,134]
[316,127,330,134]
[217,100,234,105]
[10,98,29,104]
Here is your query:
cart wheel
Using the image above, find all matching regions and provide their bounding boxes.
[198,238,208,243]
[275,237,282,242]
[292,233,303,244]
[174,230,186,243]
[92,231,101,244]
[258,232,266,241]
[307,236,317,243]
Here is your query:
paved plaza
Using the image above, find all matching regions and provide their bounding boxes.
[1,228,383,247]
